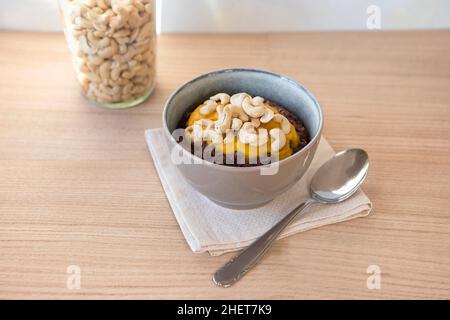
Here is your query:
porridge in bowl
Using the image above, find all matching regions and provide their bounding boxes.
[163,68,323,209]
[177,92,310,166]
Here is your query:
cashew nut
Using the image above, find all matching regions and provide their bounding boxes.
[97,0,108,10]
[92,10,112,31]
[113,29,131,38]
[250,117,260,128]
[99,60,111,81]
[242,96,265,118]
[230,92,250,107]
[109,15,124,30]
[250,127,268,147]
[75,17,93,29]
[128,10,147,29]
[231,118,243,131]
[79,35,97,54]
[214,104,232,134]
[119,44,128,54]
[86,31,100,47]
[110,63,127,80]
[186,119,213,143]
[129,27,140,43]
[88,54,103,65]
[260,107,274,123]
[273,114,291,134]
[229,104,249,122]
[134,1,146,13]
[115,37,130,45]
[215,104,224,116]
[186,120,222,145]
[194,119,214,130]
[199,99,217,115]
[204,129,223,144]
[269,128,287,152]
[224,130,235,144]
[210,93,230,105]
[119,47,136,63]
[238,122,258,144]
[137,22,153,42]
[184,125,197,142]
[97,36,110,48]
[252,96,264,105]
[97,46,114,58]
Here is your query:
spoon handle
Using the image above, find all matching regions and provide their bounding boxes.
[213,199,314,287]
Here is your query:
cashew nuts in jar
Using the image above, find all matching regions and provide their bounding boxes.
[59,0,156,108]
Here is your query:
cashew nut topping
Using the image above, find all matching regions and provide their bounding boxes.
[250,117,261,128]
[238,122,258,144]
[252,96,264,105]
[260,107,274,123]
[185,93,297,160]
[185,125,206,143]
[230,92,250,107]
[229,104,249,122]
[216,104,224,117]
[185,119,215,143]
[61,0,156,104]
[199,99,217,115]
[184,125,196,141]
[214,104,232,134]
[242,96,266,118]
[250,127,268,147]
[194,118,215,130]
[272,114,291,134]
[204,129,224,144]
[224,130,235,144]
[231,118,243,131]
[269,128,287,152]
[210,93,230,105]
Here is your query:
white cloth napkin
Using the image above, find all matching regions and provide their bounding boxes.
[145,128,372,256]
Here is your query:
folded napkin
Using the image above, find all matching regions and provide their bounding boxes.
[145,128,372,256]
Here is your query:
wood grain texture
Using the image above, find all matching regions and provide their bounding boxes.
[0,31,449,299]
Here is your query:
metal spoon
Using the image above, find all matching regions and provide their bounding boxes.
[213,148,369,287]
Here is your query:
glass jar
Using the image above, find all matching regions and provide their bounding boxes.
[59,0,156,109]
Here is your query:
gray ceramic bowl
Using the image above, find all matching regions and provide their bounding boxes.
[162,68,323,209]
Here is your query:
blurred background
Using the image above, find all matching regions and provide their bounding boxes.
[1,0,449,33]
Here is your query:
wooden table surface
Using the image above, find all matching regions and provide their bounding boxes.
[0,31,449,299]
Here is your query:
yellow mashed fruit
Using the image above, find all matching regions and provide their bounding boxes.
[186,102,300,161]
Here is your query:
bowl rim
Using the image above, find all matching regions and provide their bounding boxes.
[162,68,324,172]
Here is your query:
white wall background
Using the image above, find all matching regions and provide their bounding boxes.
[0,0,449,32]
[161,0,450,32]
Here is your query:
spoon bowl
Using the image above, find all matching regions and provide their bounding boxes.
[213,148,369,287]
[311,149,369,203]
